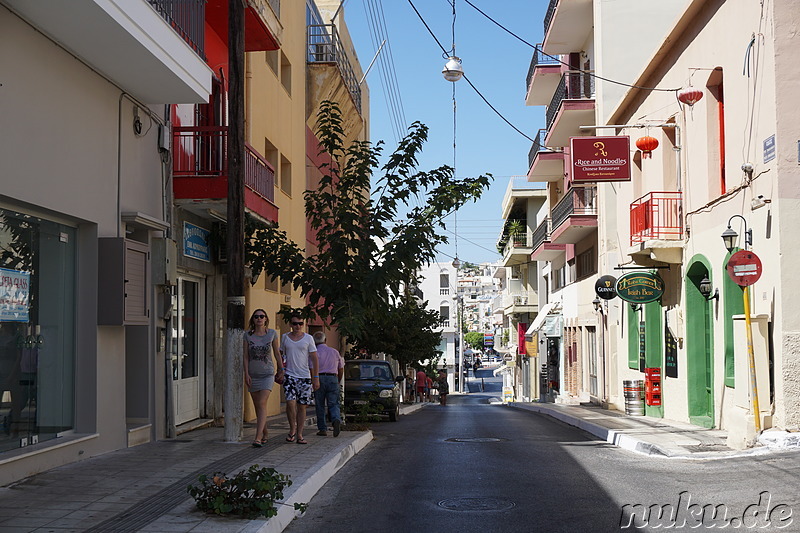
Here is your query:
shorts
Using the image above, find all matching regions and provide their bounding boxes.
[283,374,313,405]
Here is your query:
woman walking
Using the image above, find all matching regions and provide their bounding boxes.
[244,309,283,447]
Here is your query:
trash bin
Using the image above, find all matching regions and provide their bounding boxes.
[623,379,644,416]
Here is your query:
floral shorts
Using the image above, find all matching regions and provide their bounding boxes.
[283,374,313,405]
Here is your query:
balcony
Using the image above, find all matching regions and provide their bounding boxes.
[629,191,683,265]
[172,126,279,223]
[307,24,362,115]
[526,46,561,106]
[545,71,595,148]
[206,0,281,52]
[550,186,597,244]
[4,0,212,103]
[531,218,566,261]
[542,0,593,56]
[527,129,565,182]
[503,291,538,316]
[498,224,533,267]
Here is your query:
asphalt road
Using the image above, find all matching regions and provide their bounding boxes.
[286,369,800,533]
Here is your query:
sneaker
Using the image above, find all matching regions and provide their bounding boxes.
[333,419,341,437]
[316,430,327,436]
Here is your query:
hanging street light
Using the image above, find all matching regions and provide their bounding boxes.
[721,214,753,252]
[442,56,464,82]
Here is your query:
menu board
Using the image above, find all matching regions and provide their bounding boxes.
[639,321,646,372]
[665,326,678,378]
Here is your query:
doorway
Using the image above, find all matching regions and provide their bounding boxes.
[172,276,204,425]
[686,258,714,428]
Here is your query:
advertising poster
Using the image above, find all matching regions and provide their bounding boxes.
[0,267,30,322]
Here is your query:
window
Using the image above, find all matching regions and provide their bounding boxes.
[0,207,76,452]
[265,50,278,76]
[576,248,596,280]
[280,154,292,196]
[439,305,450,327]
[552,265,566,290]
[280,51,292,95]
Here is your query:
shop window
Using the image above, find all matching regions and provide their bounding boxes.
[0,208,76,452]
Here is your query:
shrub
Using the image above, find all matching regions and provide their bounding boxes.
[187,464,307,519]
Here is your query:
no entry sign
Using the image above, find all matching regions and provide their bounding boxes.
[726,250,763,287]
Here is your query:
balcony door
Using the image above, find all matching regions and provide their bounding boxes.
[172,276,205,425]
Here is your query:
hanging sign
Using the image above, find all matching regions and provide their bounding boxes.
[183,222,211,262]
[570,136,631,182]
[615,272,664,304]
[726,250,763,287]
[594,275,617,300]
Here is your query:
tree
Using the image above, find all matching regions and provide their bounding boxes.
[247,101,491,349]
[464,331,485,352]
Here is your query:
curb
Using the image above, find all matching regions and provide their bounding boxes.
[507,402,670,457]
[255,431,373,533]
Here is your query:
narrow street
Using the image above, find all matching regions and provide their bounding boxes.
[286,368,800,533]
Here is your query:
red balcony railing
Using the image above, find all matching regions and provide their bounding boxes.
[173,126,275,203]
[630,191,682,245]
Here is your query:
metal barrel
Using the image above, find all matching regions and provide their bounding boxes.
[623,380,645,416]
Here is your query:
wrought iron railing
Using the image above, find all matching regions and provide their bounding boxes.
[630,191,683,245]
[545,70,595,131]
[307,24,362,114]
[528,128,555,170]
[147,0,205,59]
[173,126,275,203]
[532,218,551,250]
[526,45,560,91]
[543,0,559,40]
[552,186,597,231]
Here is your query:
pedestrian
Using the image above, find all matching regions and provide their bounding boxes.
[415,367,427,403]
[426,375,433,402]
[437,369,449,405]
[243,309,284,447]
[405,367,415,403]
[280,315,319,445]
[312,331,344,437]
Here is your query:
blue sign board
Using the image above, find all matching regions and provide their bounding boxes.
[183,222,211,262]
[763,135,776,163]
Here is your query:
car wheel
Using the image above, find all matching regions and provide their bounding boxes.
[388,404,399,422]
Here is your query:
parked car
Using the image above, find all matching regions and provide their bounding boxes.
[343,360,404,422]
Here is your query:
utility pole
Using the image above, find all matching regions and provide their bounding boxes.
[224,0,246,442]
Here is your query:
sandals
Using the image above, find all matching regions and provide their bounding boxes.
[252,441,263,448]
[286,433,296,443]
[296,437,308,444]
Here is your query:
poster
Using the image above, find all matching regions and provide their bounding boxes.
[0,267,30,322]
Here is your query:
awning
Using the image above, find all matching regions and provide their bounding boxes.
[526,300,562,336]
[495,345,517,355]
[493,364,513,376]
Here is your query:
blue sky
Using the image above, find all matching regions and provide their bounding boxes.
[345,0,548,265]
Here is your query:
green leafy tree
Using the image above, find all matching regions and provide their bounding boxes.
[246,101,491,347]
[464,331,485,352]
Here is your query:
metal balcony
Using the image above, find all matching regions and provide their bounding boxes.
[172,126,278,222]
[526,46,560,93]
[546,71,595,132]
[532,218,552,251]
[630,191,683,245]
[550,186,597,244]
[307,24,362,114]
[147,0,205,59]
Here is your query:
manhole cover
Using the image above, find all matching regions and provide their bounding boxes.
[438,498,516,511]
[445,437,506,443]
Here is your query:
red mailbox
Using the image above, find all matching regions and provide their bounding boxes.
[644,367,662,406]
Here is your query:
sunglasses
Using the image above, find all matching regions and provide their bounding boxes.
[291,321,303,326]
[253,315,266,319]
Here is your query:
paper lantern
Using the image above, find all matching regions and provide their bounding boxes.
[636,136,659,159]
[678,87,704,106]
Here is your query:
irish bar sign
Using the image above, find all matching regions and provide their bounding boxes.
[570,136,631,182]
[615,271,664,304]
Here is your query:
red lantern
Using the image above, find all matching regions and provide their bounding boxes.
[678,87,704,106]
[636,136,659,159]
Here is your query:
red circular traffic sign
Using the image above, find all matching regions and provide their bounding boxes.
[726,250,763,286]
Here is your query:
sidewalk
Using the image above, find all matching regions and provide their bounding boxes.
[507,401,782,459]
[0,405,414,533]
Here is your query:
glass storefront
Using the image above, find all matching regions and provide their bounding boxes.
[0,208,76,452]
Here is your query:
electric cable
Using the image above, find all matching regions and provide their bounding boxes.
[462,0,680,93]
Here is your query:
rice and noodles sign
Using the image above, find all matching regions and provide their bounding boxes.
[570,136,631,182]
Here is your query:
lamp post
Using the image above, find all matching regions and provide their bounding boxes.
[453,257,464,394]
[721,214,761,433]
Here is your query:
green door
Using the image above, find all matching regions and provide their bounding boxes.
[686,259,714,428]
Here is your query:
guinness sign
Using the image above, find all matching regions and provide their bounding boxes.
[594,275,617,300]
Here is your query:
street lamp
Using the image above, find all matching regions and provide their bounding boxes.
[721,214,752,252]
[442,56,464,82]
[699,275,719,301]
[592,296,602,312]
